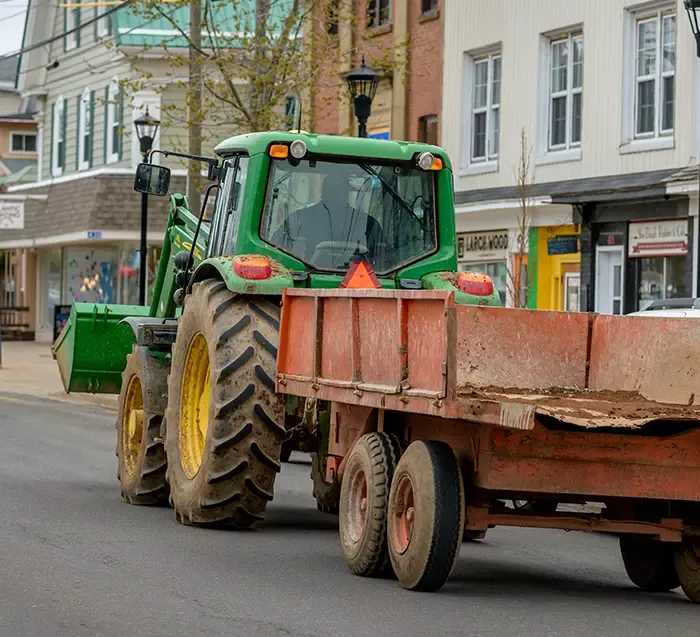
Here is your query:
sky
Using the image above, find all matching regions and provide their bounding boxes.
[0,0,28,57]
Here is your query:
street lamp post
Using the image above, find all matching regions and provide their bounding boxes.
[345,56,381,138]
[133,108,160,306]
[685,1,700,294]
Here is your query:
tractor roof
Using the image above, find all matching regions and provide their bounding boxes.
[214,132,451,169]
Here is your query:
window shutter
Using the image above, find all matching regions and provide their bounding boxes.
[103,86,109,164]
[50,102,55,174]
[76,8,81,48]
[88,90,94,168]
[117,88,124,161]
[61,99,67,168]
[63,10,67,52]
[76,95,81,170]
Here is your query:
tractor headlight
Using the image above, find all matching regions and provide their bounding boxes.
[417,152,435,171]
[290,140,307,159]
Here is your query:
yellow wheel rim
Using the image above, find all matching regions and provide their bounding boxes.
[122,375,144,476]
[179,332,211,478]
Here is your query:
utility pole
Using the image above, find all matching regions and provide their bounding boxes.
[188,0,202,210]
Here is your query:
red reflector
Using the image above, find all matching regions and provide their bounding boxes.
[234,256,272,280]
[339,261,381,289]
[456,272,494,296]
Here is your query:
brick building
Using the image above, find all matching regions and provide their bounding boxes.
[312,0,443,144]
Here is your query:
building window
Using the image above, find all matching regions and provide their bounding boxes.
[367,0,390,28]
[64,2,80,51]
[78,87,93,171]
[105,79,122,164]
[421,0,438,14]
[548,32,582,151]
[285,96,297,130]
[418,115,438,145]
[634,9,675,138]
[10,132,37,153]
[95,3,111,38]
[51,96,66,177]
[326,0,338,35]
[471,51,500,163]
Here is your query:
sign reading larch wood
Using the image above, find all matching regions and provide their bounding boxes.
[628,219,688,258]
[457,230,508,262]
[0,201,24,230]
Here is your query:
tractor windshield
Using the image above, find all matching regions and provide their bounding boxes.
[260,158,437,274]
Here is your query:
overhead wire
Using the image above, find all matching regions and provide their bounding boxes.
[0,0,132,62]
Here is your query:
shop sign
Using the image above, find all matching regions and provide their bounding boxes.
[547,235,579,256]
[0,200,24,230]
[457,230,508,262]
[628,219,688,258]
[368,128,390,140]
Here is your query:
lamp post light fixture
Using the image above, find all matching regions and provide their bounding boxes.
[685,1,700,295]
[685,0,700,56]
[133,107,160,305]
[345,56,381,138]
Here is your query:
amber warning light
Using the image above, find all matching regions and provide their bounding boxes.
[456,272,494,296]
[234,256,272,280]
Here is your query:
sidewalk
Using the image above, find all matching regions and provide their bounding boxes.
[0,340,118,411]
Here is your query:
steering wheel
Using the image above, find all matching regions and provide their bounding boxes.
[310,241,369,268]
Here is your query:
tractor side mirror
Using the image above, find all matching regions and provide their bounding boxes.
[133,163,171,197]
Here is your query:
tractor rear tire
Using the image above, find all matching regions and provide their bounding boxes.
[388,440,465,592]
[116,345,169,505]
[675,539,700,602]
[619,535,680,592]
[339,432,403,576]
[165,280,285,527]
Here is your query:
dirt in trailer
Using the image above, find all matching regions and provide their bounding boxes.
[457,385,700,429]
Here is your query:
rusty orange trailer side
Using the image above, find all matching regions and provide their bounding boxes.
[277,288,700,598]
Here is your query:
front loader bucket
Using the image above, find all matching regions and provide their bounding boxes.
[52,302,150,394]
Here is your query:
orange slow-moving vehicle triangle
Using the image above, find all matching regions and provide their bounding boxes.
[339,261,382,289]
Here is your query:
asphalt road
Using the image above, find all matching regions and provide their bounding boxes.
[0,392,697,637]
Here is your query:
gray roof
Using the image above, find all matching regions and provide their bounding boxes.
[0,112,34,121]
[0,158,37,183]
[0,54,18,87]
[455,168,683,206]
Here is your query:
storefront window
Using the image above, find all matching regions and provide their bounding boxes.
[118,245,163,305]
[64,247,116,304]
[47,248,62,323]
[638,256,686,305]
[460,261,507,306]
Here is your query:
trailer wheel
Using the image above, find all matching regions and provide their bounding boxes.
[675,539,700,602]
[165,281,285,527]
[116,345,169,505]
[339,432,403,576]
[619,535,680,592]
[388,440,465,592]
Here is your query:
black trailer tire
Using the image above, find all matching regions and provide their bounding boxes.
[675,539,700,603]
[116,345,169,505]
[619,535,680,592]
[388,440,465,592]
[165,280,285,527]
[312,451,340,514]
[339,432,403,576]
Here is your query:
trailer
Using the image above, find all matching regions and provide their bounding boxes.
[276,287,700,599]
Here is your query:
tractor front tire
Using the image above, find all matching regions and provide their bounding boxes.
[116,345,169,505]
[311,451,340,514]
[165,280,285,527]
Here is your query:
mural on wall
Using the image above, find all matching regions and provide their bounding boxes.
[64,248,116,304]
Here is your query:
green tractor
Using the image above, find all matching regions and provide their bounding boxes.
[53,132,500,527]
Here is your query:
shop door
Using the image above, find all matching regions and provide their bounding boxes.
[596,247,624,315]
